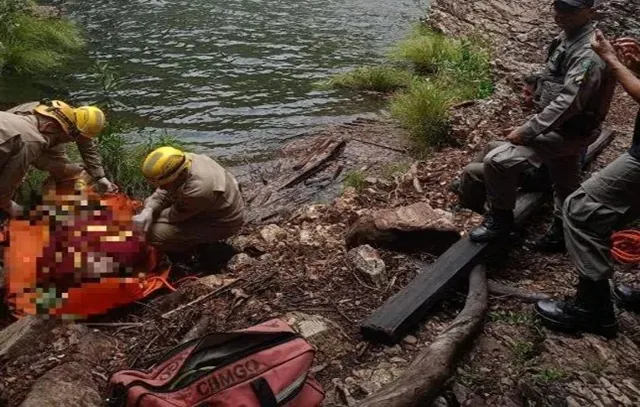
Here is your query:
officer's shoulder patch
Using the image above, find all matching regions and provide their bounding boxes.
[575,59,596,85]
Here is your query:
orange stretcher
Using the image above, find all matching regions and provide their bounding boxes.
[2,178,172,319]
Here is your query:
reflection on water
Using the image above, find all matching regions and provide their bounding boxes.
[4,0,425,162]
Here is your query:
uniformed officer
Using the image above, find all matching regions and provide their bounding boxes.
[535,31,640,337]
[469,0,616,246]
[0,100,116,217]
[132,147,245,260]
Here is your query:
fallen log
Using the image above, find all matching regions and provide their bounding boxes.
[360,129,614,344]
[358,265,488,407]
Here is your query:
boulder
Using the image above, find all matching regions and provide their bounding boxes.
[347,245,387,288]
[345,202,460,253]
[227,253,257,272]
[284,312,352,360]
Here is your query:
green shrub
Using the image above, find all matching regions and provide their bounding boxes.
[323,66,412,92]
[0,1,84,75]
[389,26,460,74]
[390,79,454,154]
[343,170,366,191]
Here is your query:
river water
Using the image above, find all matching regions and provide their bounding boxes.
[7,0,426,163]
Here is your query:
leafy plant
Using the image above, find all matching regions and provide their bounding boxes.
[532,367,567,384]
[343,170,367,191]
[323,66,412,92]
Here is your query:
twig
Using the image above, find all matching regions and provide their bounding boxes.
[161,279,242,319]
[330,300,355,324]
[81,322,143,328]
[350,137,408,154]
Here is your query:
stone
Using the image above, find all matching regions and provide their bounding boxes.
[260,224,287,244]
[227,253,256,272]
[345,202,460,253]
[402,335,418,345]
[284,312,352,359]
[198,274,237,290]
[347,245,387,288]
[0,316,56,359]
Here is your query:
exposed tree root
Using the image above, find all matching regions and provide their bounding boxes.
[358,264,488,407]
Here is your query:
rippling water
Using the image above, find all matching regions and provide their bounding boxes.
[11,0,426,162]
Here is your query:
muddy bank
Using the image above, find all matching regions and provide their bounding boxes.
[3,1,640,406]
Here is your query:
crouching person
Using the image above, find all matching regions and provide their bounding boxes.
[133,147,245,265]
[535,31,640,337]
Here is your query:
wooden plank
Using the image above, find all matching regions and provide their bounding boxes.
[360,129,615,345]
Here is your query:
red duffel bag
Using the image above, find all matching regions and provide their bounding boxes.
[106,319,325,407]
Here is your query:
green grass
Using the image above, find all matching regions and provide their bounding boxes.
[0,1,84,75]
[490,310,536,326]
[390,79,453,154]
[343,170,367,191]
[322,66,413,92]
[325,25,493,152]
[510,340,536,366]
[532,367,567,384]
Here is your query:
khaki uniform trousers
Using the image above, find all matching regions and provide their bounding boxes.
[484,131,596,219]
[564,153,640,281]
[148,217,245,253]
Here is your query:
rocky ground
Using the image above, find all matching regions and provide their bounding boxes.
[2,1,640,406]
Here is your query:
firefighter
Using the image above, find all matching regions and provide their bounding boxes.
[0,100,116,217]
[469,0,616,248]
[132,146,245,260]
[535,31,640,337]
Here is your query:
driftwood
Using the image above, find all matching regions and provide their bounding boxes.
[358,265,488,407]
[488,280,551,302]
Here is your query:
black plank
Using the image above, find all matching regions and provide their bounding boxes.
[361,129,615,345]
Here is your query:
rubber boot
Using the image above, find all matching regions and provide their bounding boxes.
[531,217,566,253]
[469,209,514,243]
[613,284,640,313]
[534,278,618,339]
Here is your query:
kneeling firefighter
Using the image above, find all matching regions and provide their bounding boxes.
[132,147,245,264]
[0,100,117,217]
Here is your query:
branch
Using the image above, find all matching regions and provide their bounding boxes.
[488,280,551,302]
[358,264,488,407]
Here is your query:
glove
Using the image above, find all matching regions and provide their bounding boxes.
[132,208,154,235]
[96,177,119,194]
[8,201,23,218]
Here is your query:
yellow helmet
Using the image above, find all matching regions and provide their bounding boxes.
[34,100,78,137]
[74,106,106,139]
[142,146,192,186]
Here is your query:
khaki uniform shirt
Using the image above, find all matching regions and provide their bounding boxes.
[8,102,106,179]
[521,23,616,142]
[144,153,245,227]
[0,112,49,209]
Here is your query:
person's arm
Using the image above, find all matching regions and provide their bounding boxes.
[144,188,173,216]
[592,30,640,103]
[75,138,106,180]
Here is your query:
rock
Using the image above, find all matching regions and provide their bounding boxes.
[230,235,266,256]
[199,274,237,289]
[347,245,387,288]
[260,224,287,244]
[402,335,418,345]
[284,312,352,359]
[345,202,460,253]
[227,253,256,272]
[20,330,116,407]
[390,357,408,364]
[0,316,56,359]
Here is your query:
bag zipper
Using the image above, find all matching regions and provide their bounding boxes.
[275,373,307,405]
[129,332,302,394]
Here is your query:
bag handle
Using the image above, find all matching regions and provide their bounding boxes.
[251,377,278,407]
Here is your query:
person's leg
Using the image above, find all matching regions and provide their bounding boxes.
[470,142,539,242]
[535,153,640,337]
[531,154,582,253]
[147,219,243,256]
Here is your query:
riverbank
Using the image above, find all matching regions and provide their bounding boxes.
[3,1,640,406]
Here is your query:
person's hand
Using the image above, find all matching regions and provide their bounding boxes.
[132,208,154,236]
[591,29,618,63]
[9,201,23,218]
[96,177,119,194]
[613,37,640,73]
[506,128,525,145]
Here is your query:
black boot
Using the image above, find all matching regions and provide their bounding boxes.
[613,284,640,313]
[469,209,514,243]
[531,217,565,253]
[534,278,618,338]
